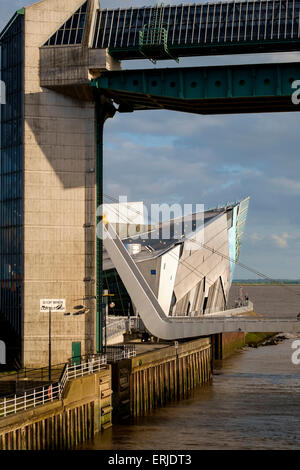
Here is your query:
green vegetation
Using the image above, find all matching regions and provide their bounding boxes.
[245,332,277,347]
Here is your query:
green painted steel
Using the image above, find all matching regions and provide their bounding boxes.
[108,38,300,62]
[95,102,116,354]
[72,342,81,366]
[92,62,300,115]
[138,4,178,63]
[96,1,300,61]
[96,105,104,354]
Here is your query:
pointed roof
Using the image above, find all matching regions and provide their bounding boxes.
[43,0,88,46]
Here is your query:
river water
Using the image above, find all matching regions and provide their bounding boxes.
[81,338,300,450]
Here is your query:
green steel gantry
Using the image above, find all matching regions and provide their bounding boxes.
[92,62,300,115]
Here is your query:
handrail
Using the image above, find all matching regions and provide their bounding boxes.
[0,344,137,418]
[104,316,145,340]
[0,362,66,382]
[106,345,136,363]
[0,354,107,419]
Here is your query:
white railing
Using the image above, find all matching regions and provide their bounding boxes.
[0,383,61,418]
[106,345,136,363]
[0,354,107,419]
[104,318,127,339]
[104,316,146,340]
[126,316,145,332]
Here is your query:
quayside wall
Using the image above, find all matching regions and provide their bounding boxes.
[0,367,112,450]
[0,333,246,449]
[212,332,246,360]
[112,337,213,420]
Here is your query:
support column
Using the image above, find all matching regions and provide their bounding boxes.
[95,99,116,353]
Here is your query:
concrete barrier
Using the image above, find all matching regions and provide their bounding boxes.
[0,366,112,450]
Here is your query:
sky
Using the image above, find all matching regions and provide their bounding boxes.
[1,0,300,280]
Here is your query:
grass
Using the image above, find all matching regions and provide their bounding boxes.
[245,332,277,347]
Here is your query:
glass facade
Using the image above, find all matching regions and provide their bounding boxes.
[44,1,88,46]
[103,269,134,317]
[93,1,300,50]
[0,13,24,336]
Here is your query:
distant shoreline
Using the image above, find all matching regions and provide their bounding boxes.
[232,282,300,286]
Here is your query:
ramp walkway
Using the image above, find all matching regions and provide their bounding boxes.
[103,223,300,340]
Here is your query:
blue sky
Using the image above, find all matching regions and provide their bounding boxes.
[1,0,300,279]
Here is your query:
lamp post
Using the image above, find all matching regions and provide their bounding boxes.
[103,290,114,353]
[48,307,51,381]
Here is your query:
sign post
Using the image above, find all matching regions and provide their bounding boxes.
[48,307,51,381]
[40,300,66,381]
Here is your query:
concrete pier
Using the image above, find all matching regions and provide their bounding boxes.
[0,366,112,450]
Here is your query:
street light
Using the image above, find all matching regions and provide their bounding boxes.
[73,304,90,316]
[103,290,115,352]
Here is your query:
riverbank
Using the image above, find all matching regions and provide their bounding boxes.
[245,332,277,347]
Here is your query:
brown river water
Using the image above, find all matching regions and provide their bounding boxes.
[80,337,300,450]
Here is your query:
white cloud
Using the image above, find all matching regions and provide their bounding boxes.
[249,232,264,242]
[271,233,291,248]
[271,177,300,196]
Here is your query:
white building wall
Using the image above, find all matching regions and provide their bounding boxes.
[173,213,231,314]
[157,246,180,315]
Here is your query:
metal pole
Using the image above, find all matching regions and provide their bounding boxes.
[128,302,131,334]
[49,307,51,381]
[96,105,104,354]
[105,297,108,353]
[103,289,109,353]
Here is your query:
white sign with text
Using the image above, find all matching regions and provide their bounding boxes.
[40,299,66,313]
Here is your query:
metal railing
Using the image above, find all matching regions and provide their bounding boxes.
[126,316,145,332]
[0,363,65,384]
[104,316,146,341]
[0,383,61,418]
[104,318,127,340]
[0,354,107,419]
[106,345,136,363]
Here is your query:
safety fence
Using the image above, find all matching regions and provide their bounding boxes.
[0,354,107,419]
[105,316,145,341]
[106,344,136,363]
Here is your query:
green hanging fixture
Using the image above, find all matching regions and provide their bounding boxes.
[138,4,179,64]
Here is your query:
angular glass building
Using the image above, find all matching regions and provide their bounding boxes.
[103,199,250,319]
